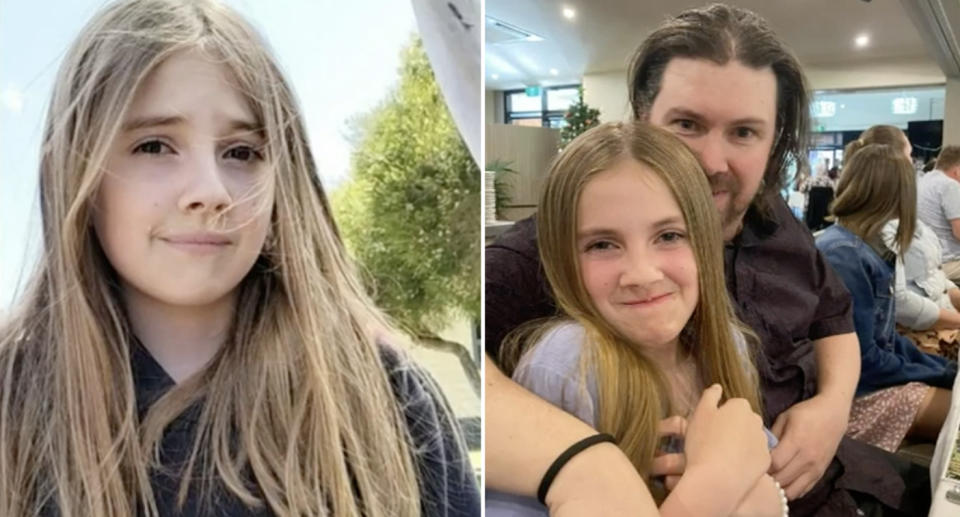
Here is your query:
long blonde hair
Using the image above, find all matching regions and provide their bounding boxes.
[516,122,761,492]
[834,125,916,254]
[0,1,430,515]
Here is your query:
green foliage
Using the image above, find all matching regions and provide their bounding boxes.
[486,159,515,219]
[559,86,600,148]
[332,36,480,335]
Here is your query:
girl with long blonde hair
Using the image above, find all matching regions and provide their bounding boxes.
[0,0,478,515]
[816,130,956,453]
[487,122,783,517]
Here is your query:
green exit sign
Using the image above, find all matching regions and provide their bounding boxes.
[525,86,541,97]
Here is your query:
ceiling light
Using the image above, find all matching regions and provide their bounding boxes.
[487,16,544,43]
[563,7,575,19]
[550,68,559,76]
[855,34,870,48]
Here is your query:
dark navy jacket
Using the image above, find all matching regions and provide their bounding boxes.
[42,341,480,516]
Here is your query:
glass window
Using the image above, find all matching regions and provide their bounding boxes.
[546,116,567,129]
[810,85,944,132]
[546,87,578,112]
[504,85,580,128]
[507,91,542,112]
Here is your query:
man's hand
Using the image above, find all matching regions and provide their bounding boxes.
[769,394,848,499]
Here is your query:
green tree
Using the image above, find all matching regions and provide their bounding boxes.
[333,36,480,394]
[559,86,601,148]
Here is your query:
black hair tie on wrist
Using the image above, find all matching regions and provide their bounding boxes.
[537,433,617,506]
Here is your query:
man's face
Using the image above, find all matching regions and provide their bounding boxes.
[647,58,778,240]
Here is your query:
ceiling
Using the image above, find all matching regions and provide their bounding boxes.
[485,0,940,90]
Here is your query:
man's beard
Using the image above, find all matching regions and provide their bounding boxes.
[709,172,752,236]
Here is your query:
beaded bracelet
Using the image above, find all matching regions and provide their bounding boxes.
[773,479,790,517]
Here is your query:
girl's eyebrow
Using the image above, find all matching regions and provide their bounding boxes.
[226,119,263,135]
[577,227,617,241]
[651,215,685,230]
[121,115,262,134]
[122,114,185,132]
[577,216,685,240]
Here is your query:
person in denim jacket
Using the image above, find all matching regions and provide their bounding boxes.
[816,133,956,453]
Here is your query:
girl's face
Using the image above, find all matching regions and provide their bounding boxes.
[93,49,274,308]
[577,159,699,352]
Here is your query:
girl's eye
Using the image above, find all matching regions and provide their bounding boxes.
[735,127,757,139]
[585,240,616,252]
[224,145,263,162]
[133,140,172,155]
[658,231,687,244]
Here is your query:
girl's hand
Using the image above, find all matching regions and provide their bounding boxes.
[684,385,770,503]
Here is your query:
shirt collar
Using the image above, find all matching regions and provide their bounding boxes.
[129,336,176,418]
[732,193,782,248]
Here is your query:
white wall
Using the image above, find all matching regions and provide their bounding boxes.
[946,78,960,146]
[583,71,630,122]
[803,58,944,91]
[485,89,504,125]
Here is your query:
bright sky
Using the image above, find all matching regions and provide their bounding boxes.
[0,0,417,309]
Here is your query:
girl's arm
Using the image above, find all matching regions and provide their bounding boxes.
[882,221,960,330]
[485,356,662,515]
[488,363,758,517]
[730,475,786,517]
[892,257,950,330]
[489,331,774,517]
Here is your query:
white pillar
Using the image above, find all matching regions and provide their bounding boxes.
[944,78,960,146]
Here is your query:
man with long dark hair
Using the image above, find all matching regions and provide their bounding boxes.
[487,4,929,516]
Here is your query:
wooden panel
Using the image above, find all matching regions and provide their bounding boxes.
[485,123,560,215]
[499,206,537,223]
